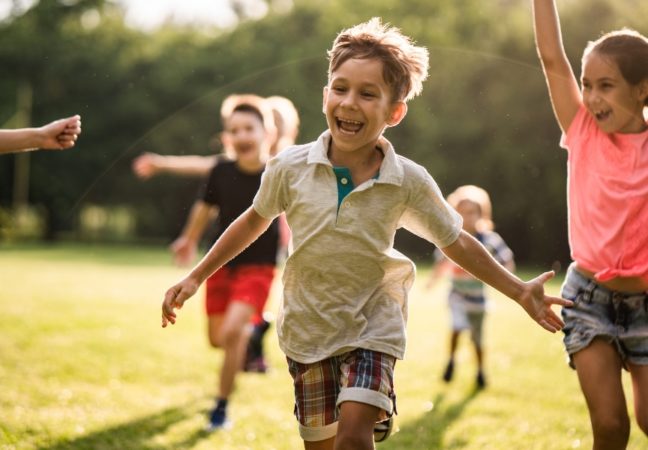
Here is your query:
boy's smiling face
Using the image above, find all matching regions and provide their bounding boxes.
[323,57,406,158]
[222,110,267,164]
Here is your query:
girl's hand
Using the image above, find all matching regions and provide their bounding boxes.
[517,271,573,332]
[161,278,200,327]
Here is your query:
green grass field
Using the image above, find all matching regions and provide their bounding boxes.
[0,243,645,449]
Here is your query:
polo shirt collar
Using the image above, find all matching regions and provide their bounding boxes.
[307,130,404,186]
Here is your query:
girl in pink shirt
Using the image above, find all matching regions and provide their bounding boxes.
[533,1,648,448]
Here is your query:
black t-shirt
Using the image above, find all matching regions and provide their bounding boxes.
[200,160,278,267]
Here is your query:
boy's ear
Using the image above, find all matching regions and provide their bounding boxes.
[322,86,328,114]
[386,101,408,127]
[220,131,232,148]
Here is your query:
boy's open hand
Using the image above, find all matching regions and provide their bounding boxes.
[161,278,200,327]
[517,271,573,332]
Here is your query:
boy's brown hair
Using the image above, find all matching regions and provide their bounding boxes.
[327,17,429,103]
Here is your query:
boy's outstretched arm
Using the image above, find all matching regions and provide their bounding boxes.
[161,206,272,327]
[132,153,217,179]
[532,0,581,133]
[441,231,572,332]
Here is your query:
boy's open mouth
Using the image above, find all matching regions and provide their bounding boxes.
[337,117,363,134]
[235,144,256,154]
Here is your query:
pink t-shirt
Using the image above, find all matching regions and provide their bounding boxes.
[561,106,648,282]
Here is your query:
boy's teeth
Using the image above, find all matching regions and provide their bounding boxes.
[338,118,362,132]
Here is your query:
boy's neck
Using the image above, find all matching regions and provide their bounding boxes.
[235,156,265,174]
[328,139,384,186]
[327,139,383,170]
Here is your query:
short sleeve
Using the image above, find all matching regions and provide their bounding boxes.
[253,155,286,220]
[560,105,593,152]
[484,231,514,266]
[399,166,463,248]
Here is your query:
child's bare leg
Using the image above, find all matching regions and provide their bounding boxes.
[335,401,381,450]
[304,437,335,450]
[207,314,225,348]
[449,330,460,357]
[629,363,648,436]
[473,343,483,369]
[218,301,255,398]
[573,338,629,450]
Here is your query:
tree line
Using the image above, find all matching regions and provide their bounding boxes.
[1,0,645,266]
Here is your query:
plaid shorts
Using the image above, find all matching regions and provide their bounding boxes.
[287,348,396,442]
[561,265,648,369]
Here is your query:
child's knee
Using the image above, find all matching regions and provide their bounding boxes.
[636,409,648,436]
[334,429,373,450]
[592,412,630,439]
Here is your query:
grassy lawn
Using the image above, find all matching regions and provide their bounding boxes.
[0,243,645,449]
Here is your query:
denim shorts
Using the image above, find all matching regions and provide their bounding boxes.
[286,349,396,442]
[561,265,648,369]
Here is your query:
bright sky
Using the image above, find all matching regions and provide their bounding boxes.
[0,0,271,30]
[116,0,243,30]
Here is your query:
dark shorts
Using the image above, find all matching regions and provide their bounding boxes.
[205,264,275,323]
[561,265,648,369]
[286,349,396,442]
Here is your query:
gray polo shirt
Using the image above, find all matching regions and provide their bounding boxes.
[253,130,462,363]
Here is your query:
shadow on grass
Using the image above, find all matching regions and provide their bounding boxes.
[42,403,212,450]
[386,387,481,449]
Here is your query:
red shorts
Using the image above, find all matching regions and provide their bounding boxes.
[205,264,275,323]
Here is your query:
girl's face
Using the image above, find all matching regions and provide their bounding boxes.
[456,200,481,235]
[222,110,267,163]
[581,52,648,134]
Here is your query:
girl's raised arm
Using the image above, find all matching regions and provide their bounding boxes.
[532,0,582,133]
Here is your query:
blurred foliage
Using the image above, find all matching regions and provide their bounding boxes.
[0,0,645,265]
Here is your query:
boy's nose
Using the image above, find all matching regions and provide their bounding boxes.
[340,93,359,109]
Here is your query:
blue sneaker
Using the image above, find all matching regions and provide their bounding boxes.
[206,399,231,432]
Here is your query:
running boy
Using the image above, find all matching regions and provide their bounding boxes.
[169,94,280,431]
[134,95,297,373]
[428,185,515,389]
[162,18,570,449]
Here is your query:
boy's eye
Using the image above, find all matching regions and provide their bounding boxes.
[362,91,376,98]
[332,86,346,93]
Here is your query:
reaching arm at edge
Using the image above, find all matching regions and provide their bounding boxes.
[440,230,572,332]
[162,206,272,326]
[0,115,81,154]
[532,0,582,133]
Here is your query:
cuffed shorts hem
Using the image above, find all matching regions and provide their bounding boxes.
[337,386,393,415]
[299,422,338,442]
